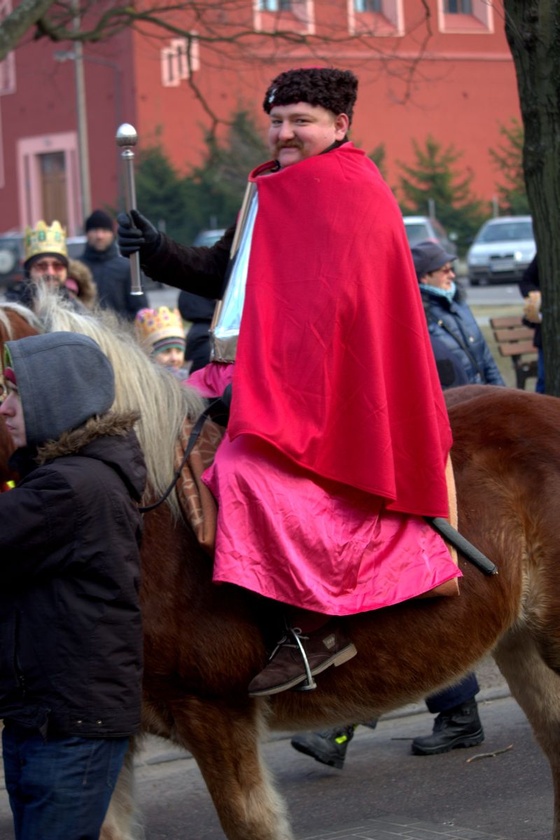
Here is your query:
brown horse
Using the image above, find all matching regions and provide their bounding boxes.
[2,295,560,840]
[0,304,41,486]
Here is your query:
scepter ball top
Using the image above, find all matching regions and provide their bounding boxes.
[116,123,138,147]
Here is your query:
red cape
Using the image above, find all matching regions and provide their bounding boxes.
[228,144,452,517]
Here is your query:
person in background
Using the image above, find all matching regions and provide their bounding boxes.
[177,291,216,373]
[519,254,544,393]
[134,306,191,380]
[413,240,505,387]
[79,209,149,321]
[0,331,145,840]
[291,275,489,768]
[5,220,74,310]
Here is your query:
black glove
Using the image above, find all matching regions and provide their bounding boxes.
[117,209,160,259]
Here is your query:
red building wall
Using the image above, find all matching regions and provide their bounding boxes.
[0,0,520,235]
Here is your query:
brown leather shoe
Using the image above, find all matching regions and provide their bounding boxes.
[248,623,357,697]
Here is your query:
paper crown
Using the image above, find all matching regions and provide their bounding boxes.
[134,307,185,352]
[24,220,68,265]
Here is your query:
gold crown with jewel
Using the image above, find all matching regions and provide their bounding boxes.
[24,220,68,265]
[134,307,186,352]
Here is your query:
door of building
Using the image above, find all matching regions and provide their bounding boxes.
[39,151,68,226]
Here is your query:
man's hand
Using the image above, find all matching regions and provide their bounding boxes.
[117,210,160,259]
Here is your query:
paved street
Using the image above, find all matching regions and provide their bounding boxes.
[0,657,544,840]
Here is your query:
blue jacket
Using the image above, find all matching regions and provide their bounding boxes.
[80,241,149,321]
[420,286,505,386]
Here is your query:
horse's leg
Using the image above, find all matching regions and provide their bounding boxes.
[494,626,560,840]
[171,697,293,840]
[100,739,142,840]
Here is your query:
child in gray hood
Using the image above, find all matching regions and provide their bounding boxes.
[0,331,146,840]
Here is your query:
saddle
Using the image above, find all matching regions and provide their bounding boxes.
[174,414,224,555]
[172,414,492,591]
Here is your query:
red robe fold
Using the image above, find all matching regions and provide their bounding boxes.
[228,144,452,518]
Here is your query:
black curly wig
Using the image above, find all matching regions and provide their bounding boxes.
[263,68,358,126]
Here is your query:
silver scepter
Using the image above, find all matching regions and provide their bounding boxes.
[116,123,143,295]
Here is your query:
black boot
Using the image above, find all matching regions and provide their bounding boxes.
[411,699,484,756]
[291,725,356,769]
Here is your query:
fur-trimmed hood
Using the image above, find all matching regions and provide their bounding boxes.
[67,259,98,309]
[37,410,146,502]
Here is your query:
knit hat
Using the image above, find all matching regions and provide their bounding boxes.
[410,240,456,280]
[134,307,186,355]
[263,68,358,126]
[85,209,114,232]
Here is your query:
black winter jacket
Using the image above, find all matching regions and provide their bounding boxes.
[140,227,235,299]
[420,286,505,386]
[0,414,145,738]
[80,241,149,320]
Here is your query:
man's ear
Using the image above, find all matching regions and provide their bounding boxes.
[335,113,350,137]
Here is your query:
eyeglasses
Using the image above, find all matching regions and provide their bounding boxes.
[32,260,66,273]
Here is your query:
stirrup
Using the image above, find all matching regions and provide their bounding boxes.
[288,626,317,692]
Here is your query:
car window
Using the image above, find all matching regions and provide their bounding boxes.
[477,221,533,243]
[403,222,430,245]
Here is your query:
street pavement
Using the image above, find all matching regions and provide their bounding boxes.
[125,656,511,840]
[0,656,517,839]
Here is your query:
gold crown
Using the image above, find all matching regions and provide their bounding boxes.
[24,220,68,264]
[134,307,185,349]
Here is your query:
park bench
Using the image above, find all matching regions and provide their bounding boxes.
[490,315,538,390]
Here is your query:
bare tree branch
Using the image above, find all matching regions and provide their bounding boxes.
[0,0,56,61]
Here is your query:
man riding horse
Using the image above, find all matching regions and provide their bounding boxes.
[117,66,460,697]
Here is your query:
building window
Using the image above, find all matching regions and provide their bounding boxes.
[258,0,292,9]
[439,0,492,32]
[445,0,473,11]
[354,0,381,11]
[348,0,402,36]
[161,36,200,88]
[0,0,16,96]
[0,53,15,96]
[254,0,314,34]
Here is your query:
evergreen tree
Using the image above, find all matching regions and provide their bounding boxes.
[368,143,387,179]
[135,110,269,246]
[184,111,269,236]
[397,135,486,254]
[135,145,192,244]
[489,118,530,215]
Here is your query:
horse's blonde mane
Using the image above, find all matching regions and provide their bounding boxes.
[32,288,205,516]
[0,302,42,337]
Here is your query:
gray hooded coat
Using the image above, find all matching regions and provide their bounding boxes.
[0,333,146,738]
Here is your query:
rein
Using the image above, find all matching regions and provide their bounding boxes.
[138,401,217,514]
